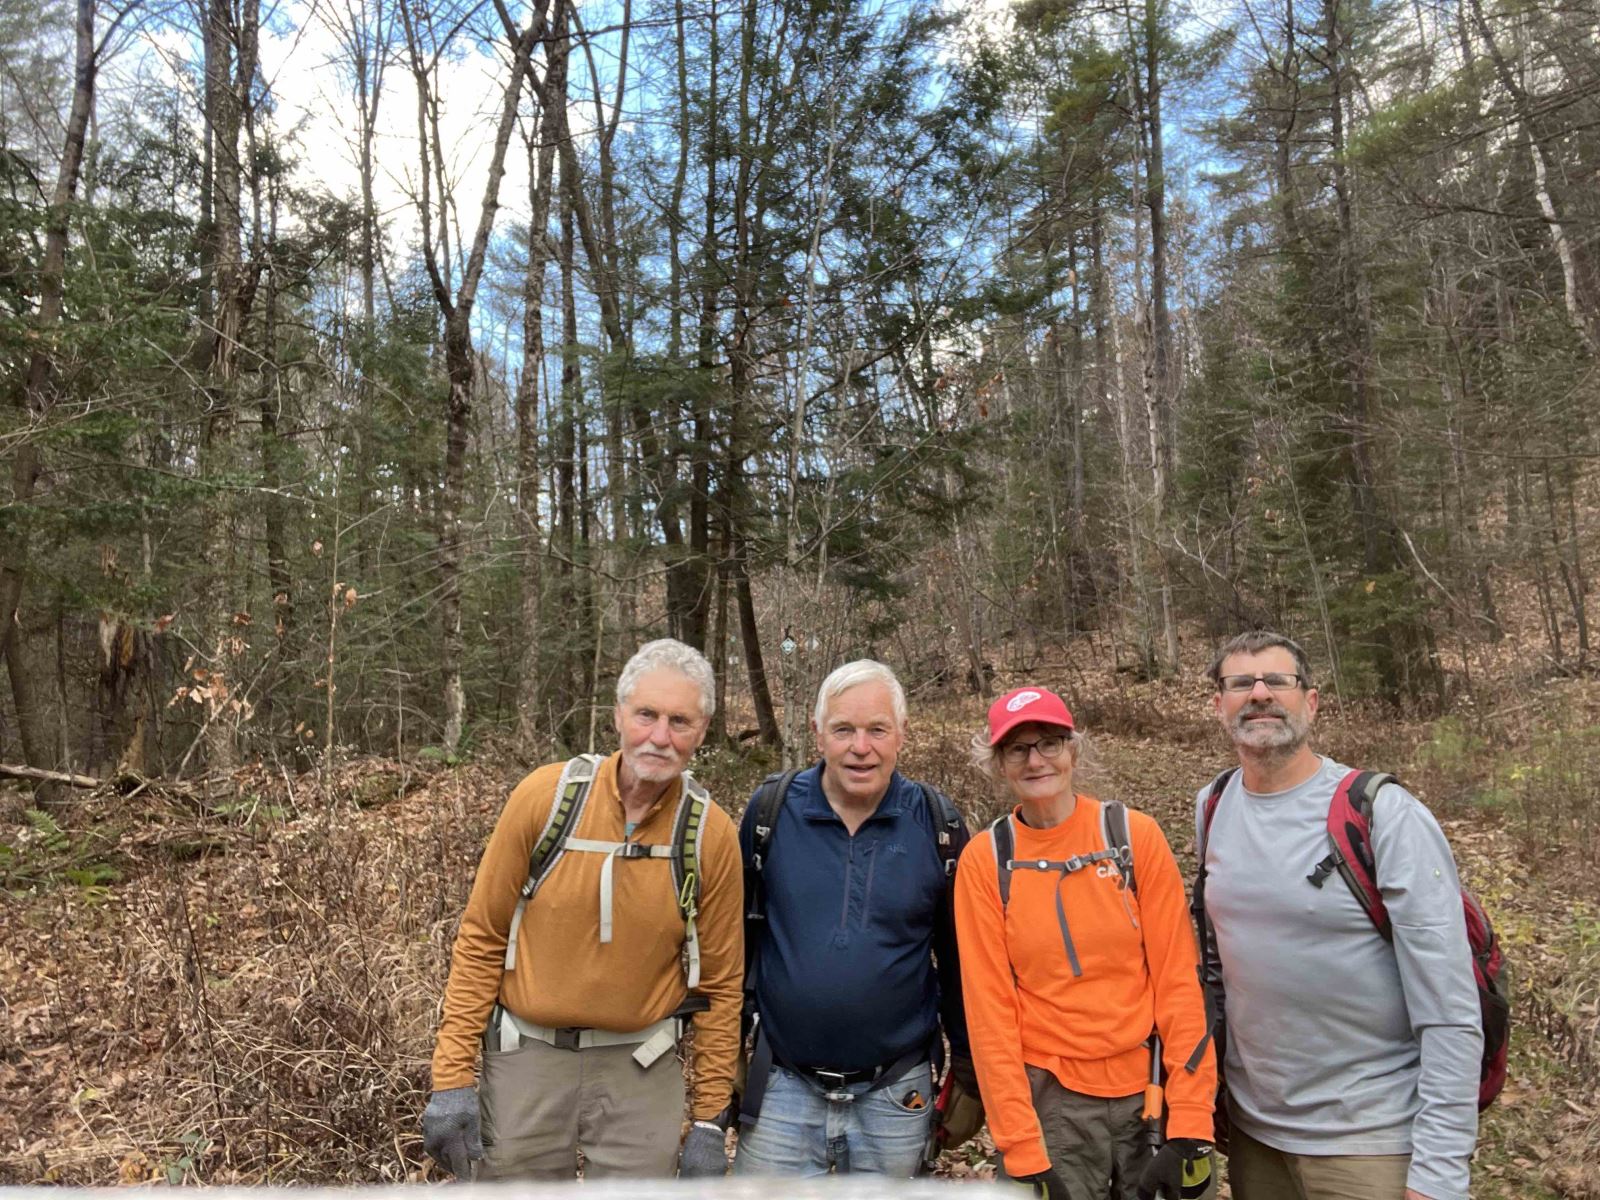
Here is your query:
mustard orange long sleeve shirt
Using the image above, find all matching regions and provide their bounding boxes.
[430,753,743,1120]
[954,795,1215,1177]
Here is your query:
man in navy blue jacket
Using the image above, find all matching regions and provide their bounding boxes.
[735,659,974,1177]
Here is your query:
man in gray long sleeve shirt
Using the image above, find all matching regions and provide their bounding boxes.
[1196,631,1481,1200]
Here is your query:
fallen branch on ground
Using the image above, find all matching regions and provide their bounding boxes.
[0,762,102,788]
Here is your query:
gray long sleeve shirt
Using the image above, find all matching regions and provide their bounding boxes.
[1196,757,1481,1200]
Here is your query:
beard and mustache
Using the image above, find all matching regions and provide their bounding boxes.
[1227,697,1313,754]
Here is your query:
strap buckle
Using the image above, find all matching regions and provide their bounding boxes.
[616,841,650,859]
[811,1069,857,1102]
[551,1027,583,1051]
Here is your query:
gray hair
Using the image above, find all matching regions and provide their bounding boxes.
[967,726,1085,781]
[617,638,717,718]
[813,660,908,729]
[1206,630,1314,689]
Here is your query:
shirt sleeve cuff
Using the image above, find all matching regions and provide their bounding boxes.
[1406,1160,1469,1200]
[999,1136,1051,1179]
[1163,1102,1215,1143]
[430,1062,477,1091]
[692,1091,733,1122]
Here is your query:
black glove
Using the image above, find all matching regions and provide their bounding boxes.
[1011,1166,1073,1200]
[1137,1138,1214,1200]
[422,1086,483,1179]
[678,1121,730,1178]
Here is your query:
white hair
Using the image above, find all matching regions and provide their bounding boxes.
[616,639,716,718]
[813,660,908,729]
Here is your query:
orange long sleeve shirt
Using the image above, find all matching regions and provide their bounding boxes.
[430,753,743,1120]
[954,795,1215,1177]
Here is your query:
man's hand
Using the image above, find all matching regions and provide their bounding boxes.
[422,1087,483,1179]
[1404,1192,1434,1200]
[1137,1138,1213,1200]
[1010,1166,1072,1199]
[678,1121,730,1178]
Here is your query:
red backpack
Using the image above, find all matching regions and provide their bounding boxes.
[1197,767,1510,1110]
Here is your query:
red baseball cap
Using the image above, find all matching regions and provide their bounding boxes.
[987,686,1075,745]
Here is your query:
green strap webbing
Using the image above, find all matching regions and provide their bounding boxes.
[505,755,599,971]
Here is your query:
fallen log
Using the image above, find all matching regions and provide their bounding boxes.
[0,763,211,801]
[0,762,102,788]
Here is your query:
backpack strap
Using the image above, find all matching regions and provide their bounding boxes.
[742,764,807,1012]
[505,753,602,971]
[1191,767,1238,1067]
[1308,769,1396,941]
[1100,799,1136,896]
[989,813,1016,908]
[744,766,805,922]
[673,773,710,989]
[1192,767,1238,924]
[1197,767,1236,861]
[989,808,1124,979]
[919,782,965,878]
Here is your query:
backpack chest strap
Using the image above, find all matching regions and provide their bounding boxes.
[1005,847,1124,977]
[1006,847,1126,877]
[561,837,677,944]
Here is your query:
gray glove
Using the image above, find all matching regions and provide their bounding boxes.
[422,1086,483,1179]
[678,1121,730,1178]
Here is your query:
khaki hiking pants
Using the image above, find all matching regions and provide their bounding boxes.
[999,1067,1157,1200]
[478,1035,685,1180]
[1228,1124,1411,1200]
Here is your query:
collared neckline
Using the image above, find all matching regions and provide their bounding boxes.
[799,763,911,825]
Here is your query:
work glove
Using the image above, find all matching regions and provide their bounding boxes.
[678,1120,730,1177]
[1137,1138,1214,1200]
[422,1086,483,1179]
[1010,1166,1073,1200]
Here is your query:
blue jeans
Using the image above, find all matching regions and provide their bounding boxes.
[734,1059,935,1177]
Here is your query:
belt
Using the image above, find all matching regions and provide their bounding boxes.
[797,1064,887,1089]
[739,1021,931,1120]
[489,995,709,1069]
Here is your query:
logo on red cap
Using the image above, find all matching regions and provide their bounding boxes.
[1005,690,1042,712]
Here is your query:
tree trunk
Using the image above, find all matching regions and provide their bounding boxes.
[1140,0,1175,486]
[1467,0,1600,353]
[557,176,583,735]
[514,13,565,757]
[1324,0,1439,706]
[0,0,99,796]
[401,0,548,752]
[733,530,780,747]
[198,0,261,780]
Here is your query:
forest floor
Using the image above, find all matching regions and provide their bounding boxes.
[1,661,1598,1194]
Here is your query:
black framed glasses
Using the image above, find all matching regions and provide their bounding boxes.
[1217,672,1307,694]
[1001,735,1069,764]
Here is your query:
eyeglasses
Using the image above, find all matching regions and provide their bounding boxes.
[1001,735,1069,764]
[1217,673,1307,694]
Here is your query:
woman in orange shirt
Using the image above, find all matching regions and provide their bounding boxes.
[954,686,1216,1200]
